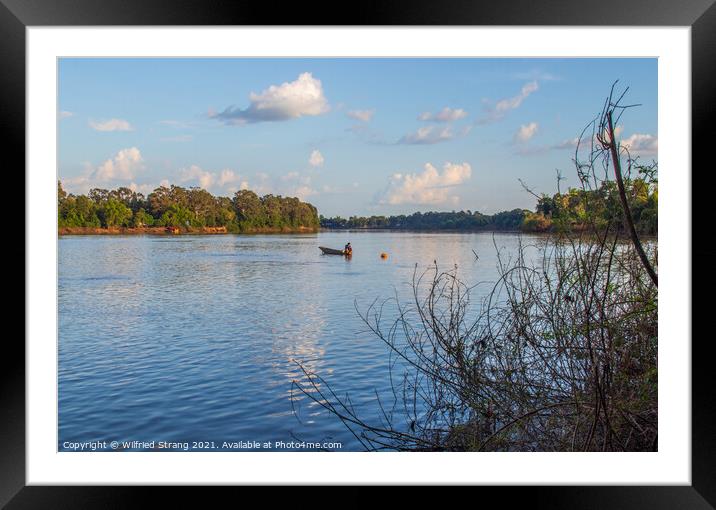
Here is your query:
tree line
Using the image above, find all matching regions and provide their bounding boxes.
[320,209,527,231]
[58,182,320,232]
[320,171,657,235]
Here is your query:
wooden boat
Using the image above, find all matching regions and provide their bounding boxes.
[319,246,351,255]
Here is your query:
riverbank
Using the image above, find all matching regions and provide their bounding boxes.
[320,227,524,233]
[58,226,318,236]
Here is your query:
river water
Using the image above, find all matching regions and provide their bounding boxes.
[58,231,544,452]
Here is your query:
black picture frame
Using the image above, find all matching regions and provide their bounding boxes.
[6,0,712,503]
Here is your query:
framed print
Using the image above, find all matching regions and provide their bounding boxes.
[6,0,713,503]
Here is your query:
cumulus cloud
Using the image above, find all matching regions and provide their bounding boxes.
[279,171,317,200]
[217,169,247,189]
[60,147,144,194]
[479,81,538,124]
[179,165,216,190]
[127,182,157,195]
[60,172,92,193]
[495,82,538,114]
[292,186,316,200]
[514,122,539,143]
[418,107,468,122]
[309,149,325,167]
[380,162,472,205]
[95,147,143,181]
[347,109,375,122]
[553,137,580,150]
[213,72,329,124]
[177,165,251,193]
[173,167,318,199]
[621,133,658,155]
[59,111,74,120]
[552,126,637,153]
[89,118,133,132]
[398,126,458,145]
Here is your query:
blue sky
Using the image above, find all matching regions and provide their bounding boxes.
[58,58,657,216]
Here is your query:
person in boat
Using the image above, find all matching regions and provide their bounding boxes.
[344,242,352,255]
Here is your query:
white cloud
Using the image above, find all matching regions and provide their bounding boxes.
[514,122,539,143]
[496,81,538,113]
[177,166,250,193]
[214,72,329,124]
[60,173,91,193]
[293,186,317,200]
[279,171,317,200]
[552,125,631,151]
[89,118,133,132]
[59,111,74,119]
[380,162,472,205]
[309,149,325,167]
[222,178,251,196]
[347,109,375,122]
[553,137,580,150]
[95,147,143,182]
[128,182,156,195]
[173,167,319,199]
[398,126,456,145]
[60,147,144,194]
[480,81,538,123]
[418,107,468,122]
[179,165,215,190]
[621,133,658,155]
[218,169,244,187]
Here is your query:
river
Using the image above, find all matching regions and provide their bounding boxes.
[58,231,545,452]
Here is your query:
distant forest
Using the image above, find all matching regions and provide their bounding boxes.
[58,169,656,235]
[321,171,657,235]
[58,182,320,233]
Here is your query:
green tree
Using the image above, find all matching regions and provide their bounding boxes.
[132,208,154,227]
[99,198,133,227]
[233,190,266,229]
[158,203,194,228]
[59,194,101,227]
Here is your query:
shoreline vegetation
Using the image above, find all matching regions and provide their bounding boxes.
[58,225,318,236]
[58,184,320,235]
[59,170,657,237]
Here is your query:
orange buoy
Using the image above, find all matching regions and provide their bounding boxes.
[380,252,388,259]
